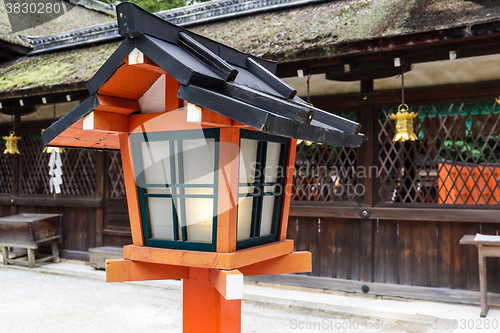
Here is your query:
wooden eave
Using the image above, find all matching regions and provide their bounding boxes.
[0,39,32,63]
[278,18,500,78]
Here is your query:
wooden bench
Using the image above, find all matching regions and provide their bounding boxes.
[460,234,500,317]
[0,214,62,268]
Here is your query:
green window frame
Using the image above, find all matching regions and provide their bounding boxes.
[131,129,219,252]
[236,129,289,250]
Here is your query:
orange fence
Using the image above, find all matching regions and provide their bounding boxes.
[438,163,500,204]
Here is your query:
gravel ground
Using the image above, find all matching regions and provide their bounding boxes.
[0,267,430,333]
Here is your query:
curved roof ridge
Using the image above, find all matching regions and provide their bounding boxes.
[24,0,326,54]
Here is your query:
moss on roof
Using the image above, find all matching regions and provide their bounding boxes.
[191,0,392,59]
[190,0,500,62]
[0,42,119,91]
[2,0,500,93]
[0,0,114,47]
[397,0,500,33]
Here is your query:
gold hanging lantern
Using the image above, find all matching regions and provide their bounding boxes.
[296,140,317,146]
[3,131,21,154]
[42,146,66,154]
[389,104,418,142]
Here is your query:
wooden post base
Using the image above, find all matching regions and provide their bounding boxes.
[183,268,241,333]
[106,251,311,331]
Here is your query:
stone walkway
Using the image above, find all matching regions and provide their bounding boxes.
[0,258,499,332]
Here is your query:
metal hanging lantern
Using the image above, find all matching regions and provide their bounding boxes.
[389,104,418,142]
[42,146,66,154]
[390,60,418,142]
[3,131,21,154]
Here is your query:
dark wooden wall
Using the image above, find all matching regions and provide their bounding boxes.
[282,82,500,292]
[287,216,500,292]
[103,199,132,247]
[0,137,131,260]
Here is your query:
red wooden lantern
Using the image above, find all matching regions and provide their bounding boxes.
[43,3,366,332]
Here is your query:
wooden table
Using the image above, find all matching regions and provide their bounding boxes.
[460,234,500,317]
[0,214,62,268]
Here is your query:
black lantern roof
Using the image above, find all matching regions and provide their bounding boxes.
[43,2,366,148]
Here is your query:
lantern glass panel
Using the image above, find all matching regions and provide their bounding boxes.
[182,139,215,184]
[265,142,282,183]
[141,141,173,184]
[237,196,253,241]
[236,130,289,250]
[238,186,253,194]
[148,198,174,240]
[260,196,277,236]
[132,129,219,252]
[185,198,214,243]
[184,187,214,195]
[239,139,258,184]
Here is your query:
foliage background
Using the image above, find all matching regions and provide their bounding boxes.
[100,0,208,12]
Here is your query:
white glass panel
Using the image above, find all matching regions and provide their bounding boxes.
[184,187,213,195]
[185,198,213,242]
[148,198,174,240]
[265,142,282,183]
[264,185,278,194]
[237,197,253,241]
[260,196,277,236]
[182,139,215,184]
[141,141,172,185]
[146,187,171,195]
[239,139,258,184]
[238,186,253,194]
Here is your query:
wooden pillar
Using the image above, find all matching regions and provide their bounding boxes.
[95,151,105,247]
[183,268,241,333]
[357,80,376,282]
[10,153,19,215]
[358,79,377,207]
[119,133,144,246]
[10,114,21,216]
[478,245,488,317]
[217,127,240,253]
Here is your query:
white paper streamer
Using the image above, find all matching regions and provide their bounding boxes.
[48,150,63,194]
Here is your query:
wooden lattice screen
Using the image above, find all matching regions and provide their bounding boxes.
[108,151,126,198]
[292,110,359,202]
[20,131,96,196]
[379,101,500,205]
